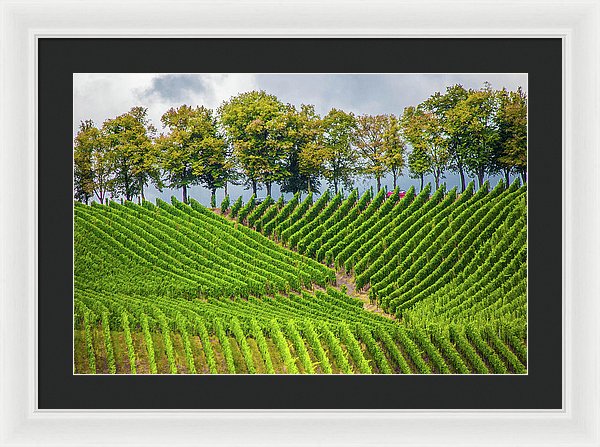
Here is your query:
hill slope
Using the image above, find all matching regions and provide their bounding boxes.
[74,184,527,375]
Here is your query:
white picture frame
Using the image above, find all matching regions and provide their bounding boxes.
[1,0,599,445]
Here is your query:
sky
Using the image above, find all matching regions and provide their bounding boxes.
[73,73,527,205]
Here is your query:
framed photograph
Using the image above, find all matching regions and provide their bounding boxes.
[1,1,599,446]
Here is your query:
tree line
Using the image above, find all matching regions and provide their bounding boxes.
[74,82,526,205]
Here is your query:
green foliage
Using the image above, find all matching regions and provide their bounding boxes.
[247,196,274,228]
[121,311,137,374]
[249,319,275,374]
[230,317,256,374]
[338,322,372,374]
[82,309,97,374]
[220,194,230,214]
[268,319,299,374]
[74,120,112,204]
[101,312,116,374]
[448,83,499,188]
[401,105,448,190]
[316,108,359,194]
[219,91,288,195]
[354,114,390,191]
[280,104,323,195]
[285,320,315,373]
[494,87,527,183]
[156,311,178,374]
[381,114,406,189]
[214,319,236,374]
[175,312,197,374]
[140,313,158,374]
[237,194,256,223]
[230,196,243,218]
[102,107,159,201]
[195,319,218,374]
[157,105,229,203]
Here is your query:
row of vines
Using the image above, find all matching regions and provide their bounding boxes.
[74,179,527,374]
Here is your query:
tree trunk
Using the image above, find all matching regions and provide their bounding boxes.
[266,182,272,197]
[252,180,257,195]
[459,169,466,192]
[393,174,397,189]
[334,181,338,194]
[224,182,228,196]
[521,169,527,183]
[420,175,424,192]
[504,168,511,187]
[376,176,381,192]
[477,171,485,189]
[182,184,188,203]
[124,170,131,201]
[211,188,217,208]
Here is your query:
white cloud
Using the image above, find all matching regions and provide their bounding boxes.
[73,73,258,136]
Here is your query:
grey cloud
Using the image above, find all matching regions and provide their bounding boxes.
[255,73,527,117]
[137,74,212,103]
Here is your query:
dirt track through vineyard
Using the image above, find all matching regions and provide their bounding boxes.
[333,271,396,320]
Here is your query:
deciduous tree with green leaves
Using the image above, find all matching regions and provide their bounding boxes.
[102,107,160,201]
[74,120,112,204]
[494,87,527,184]
[278,104,323,195]
[316,108,358,194]
[355,114,389,191]
[425,84,470,192]
[401,105,448,190]
[219,91,288,196]
[381,114,406,189]
[74,120,96,204]
[157,105,229,204]
[407,146,431,191]
[451,83,499,188]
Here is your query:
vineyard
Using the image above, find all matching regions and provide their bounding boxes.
[74,180,527,374]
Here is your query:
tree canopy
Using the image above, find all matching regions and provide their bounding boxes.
[219,90,288,196]
[157,105,228,204]
[74,82,527,204]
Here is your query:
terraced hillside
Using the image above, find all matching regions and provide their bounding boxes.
[74,180,527,374]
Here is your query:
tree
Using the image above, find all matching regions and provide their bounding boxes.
[452,83,499,188]
[278,104,323,195]
[381,114,406,189]
[494,87,527,184]
[407,145,431,191]
[401,106,448,190]
[102,107,159,201]
[317,108,358,194]
[74,120,112,204]
[73,120,96,204]
[219,91,288,196]
[425,85,470,192]
[355,114,389,191]
[158,105,229,204]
